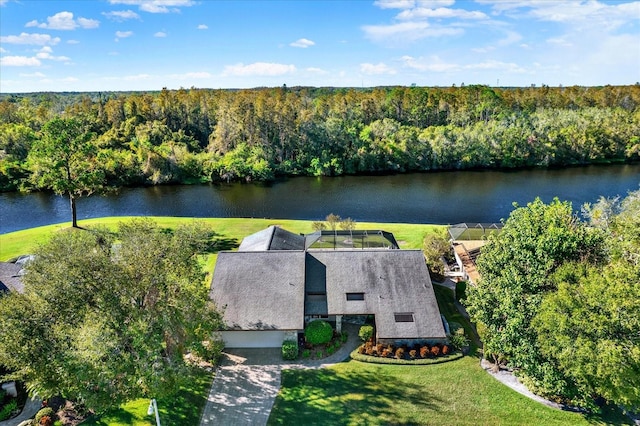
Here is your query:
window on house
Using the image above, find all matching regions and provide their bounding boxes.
[394,312,414,322]
[346,292,365,301]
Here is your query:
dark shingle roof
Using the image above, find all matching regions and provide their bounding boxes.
[212,227,445,341]
[238,226,306,251]
[0,262,24,293]
[210,251,305,330]
[309,250,445,339]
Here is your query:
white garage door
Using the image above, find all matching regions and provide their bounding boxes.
[221,330,286,348]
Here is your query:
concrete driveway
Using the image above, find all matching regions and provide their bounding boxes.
[199,349,283,426]
[200,323,360,426]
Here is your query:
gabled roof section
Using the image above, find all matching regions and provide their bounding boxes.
[309,250,446,340]
[210,251,305,330]
[238,225,306,251]
[0,262,24,293]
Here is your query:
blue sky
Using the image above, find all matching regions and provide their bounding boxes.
[1,0,639,92]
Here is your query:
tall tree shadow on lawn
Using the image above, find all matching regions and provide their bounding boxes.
[208,235,238,253]
[269,367,444,425]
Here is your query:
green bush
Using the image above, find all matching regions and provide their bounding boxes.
[35,407,55,424]
[0,399,18,421]
[281,340,298,360]
[449,331,470,350]
[304,320,333,345]
[302,349,311,358]
[455,281,467,302]
[358,325,374,342]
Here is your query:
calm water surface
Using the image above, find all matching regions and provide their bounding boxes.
[2,164,638,234]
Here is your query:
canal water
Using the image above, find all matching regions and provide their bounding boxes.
[2,164,638,234]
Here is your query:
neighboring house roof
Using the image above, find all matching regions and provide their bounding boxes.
[0,262,24,293]
[238,226,306,251]
[211,251,306,330]
[211,227,446,341]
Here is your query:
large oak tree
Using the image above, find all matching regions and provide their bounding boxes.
[0,219,222,412]
[27,117,105,228]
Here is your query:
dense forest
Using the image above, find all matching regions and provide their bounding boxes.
[1,84,639,191]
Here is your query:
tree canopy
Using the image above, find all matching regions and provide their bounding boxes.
[465,192,640,411]
[26,117,105,227]
[1,85,639,191]
[0,219,222,412]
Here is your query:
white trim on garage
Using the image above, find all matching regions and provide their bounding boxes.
[220,330,287,348]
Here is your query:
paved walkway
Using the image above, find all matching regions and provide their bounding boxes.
[200,323,361,426]
[0,397,41,426]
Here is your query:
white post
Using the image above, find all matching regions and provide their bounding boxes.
[336,315,343,334]
[148,398,161,426]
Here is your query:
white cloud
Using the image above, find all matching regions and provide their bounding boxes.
[60,77,79,82]
[35,52,70,61]
[197,24,208,30]
[373,0,415,10]
[67,39,80,44]
[123,73,152,81]
[360,62,397,75]
[19,71,46,77]
[363,21,462,44]
[108,0,196,13]
[0,47,5,53]
[0,0,9,6]
[115,30,134,41]
[0,56,42,66]
[77,17,100,29]
[401,55,460,72]
[0,33,60,45]
[102,10,140,21]
[168,71,212,79]
[290,38,315,48]
[154,31,167,37]
[222,62,296,76]
[400,55,526,74]
[306,67,328,74]
[26,11,99,30]
[547,37,572,47]
[466,60,525,73]
[479,0,640,30]
[397,7,488,20]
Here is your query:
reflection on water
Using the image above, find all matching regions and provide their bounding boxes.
[2,164,638,234]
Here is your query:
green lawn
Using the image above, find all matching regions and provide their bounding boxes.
[0,216,441,262]
[82,366,212,426]
[268,357,629,426]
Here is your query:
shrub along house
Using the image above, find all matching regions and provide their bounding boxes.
[210,226,447,348]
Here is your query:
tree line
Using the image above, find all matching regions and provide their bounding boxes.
[1,84,639,191]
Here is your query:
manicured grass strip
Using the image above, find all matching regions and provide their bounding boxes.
[268,357,629,426]
[0,216,442,261]
[82,366,213,426]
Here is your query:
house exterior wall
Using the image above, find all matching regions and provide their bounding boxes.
[220,330,287,348]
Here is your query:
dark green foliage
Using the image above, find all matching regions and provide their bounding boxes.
[358,325,374,342]
[0,219,223,412]
[422,228,450,280]
[466,193,640,410]
[0,399,18,421]
[281,340,298,361]
[448,330,470,351]
[2,85,640,191]
[304,320,333,345]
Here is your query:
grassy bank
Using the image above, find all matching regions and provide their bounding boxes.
[0,216,441,261]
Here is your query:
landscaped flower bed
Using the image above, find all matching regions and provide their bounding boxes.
[351,341,463,365]
[300,330,349,360]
